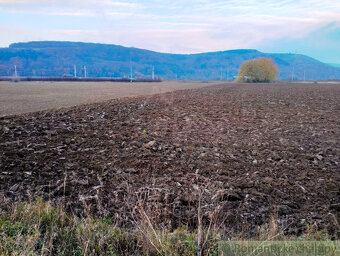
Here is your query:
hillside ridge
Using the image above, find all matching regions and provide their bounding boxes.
[1,41,340,80]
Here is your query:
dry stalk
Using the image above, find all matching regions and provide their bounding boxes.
[201,204,222,255]
[63,172,67,207]
[197,189,203,256]
[136,202,164,255]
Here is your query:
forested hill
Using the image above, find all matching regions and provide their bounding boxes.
[1,41,340,80]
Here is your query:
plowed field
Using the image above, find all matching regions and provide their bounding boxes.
[1,82,339,238]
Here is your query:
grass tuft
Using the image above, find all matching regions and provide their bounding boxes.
[0,199,335,255]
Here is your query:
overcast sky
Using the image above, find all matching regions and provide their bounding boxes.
[1,0,340,63]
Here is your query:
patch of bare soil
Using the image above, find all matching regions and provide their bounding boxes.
[1,83,339,238]
[0,81,214,116]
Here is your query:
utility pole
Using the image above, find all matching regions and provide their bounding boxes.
[220,67,223,81]
[74,65,77,78]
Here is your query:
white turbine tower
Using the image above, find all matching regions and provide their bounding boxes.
[74,65,77,78]
[152,65,155,80]
[227,66,229,81]
[129,50,133,82]
[84,66,87,78]
[14,65,18,78]
[292,50,297,81]
[130,63,133,82]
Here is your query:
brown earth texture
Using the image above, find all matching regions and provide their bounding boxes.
[1,82,339,238]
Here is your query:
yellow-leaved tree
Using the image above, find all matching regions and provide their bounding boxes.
[236,58,279,82]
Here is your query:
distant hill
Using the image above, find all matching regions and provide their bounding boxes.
[1,41,340,80]
[328,63,340,68]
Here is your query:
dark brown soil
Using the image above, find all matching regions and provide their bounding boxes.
[1,82,339,238]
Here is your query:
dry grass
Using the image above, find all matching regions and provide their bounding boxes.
[0,199,334,256]
[0,199,216,255]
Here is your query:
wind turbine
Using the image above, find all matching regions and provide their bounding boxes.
[14,65,18,78]
[129,50,133,82]
[74,65,77,78]
[227,65,230,81]
[84,66,87,78]
[291,50,297,81]
[152,65,155,80]
[130,63,133,82]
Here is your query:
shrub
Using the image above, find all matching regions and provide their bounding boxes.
[236,58,279,82]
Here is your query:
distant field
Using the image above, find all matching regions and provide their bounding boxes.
[0,81,217,116]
